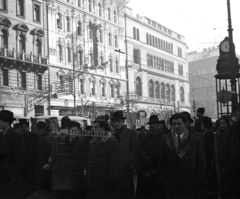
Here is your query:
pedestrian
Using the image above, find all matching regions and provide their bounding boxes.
[18,119,38,185]
[160,120,170,135]
[0,110,25,198]
[159,113,206,199]
[111,111,138,199]
[194,107,205,134]
[86,115,120,199]
[137,115,165,199]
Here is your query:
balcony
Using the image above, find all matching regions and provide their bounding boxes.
[0,47,48,73]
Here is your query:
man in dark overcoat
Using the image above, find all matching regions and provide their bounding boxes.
[137,115,165,199]
[0,110,24,198]
[112,111,138,199]
[159,113,206,199]
[194,107,205,134]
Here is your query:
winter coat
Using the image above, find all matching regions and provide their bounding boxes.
[0,127,24,198]
[159,130,206,199]
[86,137,120,199]
[194,117,204,134]
[203,130,215,173]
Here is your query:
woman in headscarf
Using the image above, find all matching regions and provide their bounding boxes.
[214,116,231,199]
[86,115,120,199]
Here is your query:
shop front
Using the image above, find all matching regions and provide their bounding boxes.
[0,92,25,116]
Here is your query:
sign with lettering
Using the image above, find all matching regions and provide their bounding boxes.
[137,110,147,119]
[57,129,111,137]
[27,89,49,112]
[0,92,25,107]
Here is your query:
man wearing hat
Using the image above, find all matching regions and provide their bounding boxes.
[137,115,165,199]
[194,107,205,134]
[160,120,170,135]
[111,110,138,199]
[0,110,24,197]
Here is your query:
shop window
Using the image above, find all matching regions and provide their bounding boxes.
[35,105,44,117]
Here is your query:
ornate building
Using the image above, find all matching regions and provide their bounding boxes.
[125,7,190,119]
[0,0,48,117]
[40,0,126,118]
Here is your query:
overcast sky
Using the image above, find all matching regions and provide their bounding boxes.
[127,0,240,54]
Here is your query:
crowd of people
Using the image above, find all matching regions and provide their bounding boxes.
[0,104,239,199]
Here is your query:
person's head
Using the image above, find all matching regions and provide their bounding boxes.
[93,115,112,132]
[218,116,230,131]
[0,110,15,131]
[35,121,50,136]
[170,113,188,135]
[202,116,213,130]
[181,111,194,127]
[18,119,30,135]
[147,115,161,132]
[112,111,126,130]
[159,120,166,129]
[196,107,205,118]
[68,121,81,130]
[61,116,71,129]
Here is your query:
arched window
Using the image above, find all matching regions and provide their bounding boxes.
[110,84,115,97]
[67,47,71,62]
[146,33,148,44]
[0,30,8,48]
[57,44,63,61]
[136,77,142,96]
[79,79,85,94]
[66,17,70,32]
[155,82,160,99]
[161,83,165,99]
[149,80,154,98]
[56,13,62,29]
[113,10,117,23]
[77,21,82,36]
[79,50,83,65]
[133,27,136,39]
[98,3,102,16]
[107,8,111,20]
[109,58,113,72]
[180,87,185,102]
[137,29,140,41]
[35,39,41,56]
[171,85,175,101]
[116,85,120,97]
[18,35,25,52]
[166,84,170,101]
[114,35,118,48]
[108,33,112,46]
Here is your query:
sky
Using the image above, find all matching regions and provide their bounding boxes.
[126,0,240,54]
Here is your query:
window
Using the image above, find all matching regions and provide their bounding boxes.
[56,13,62,29]
[33,4,40,22]
[78,0,81,7]
[66,17,70,32]
[110,84,114,97]
[89,28,92,40]
[116,86,120,97]
[113,10,117,23]
[110,58,113,72]
[18,35,25,52]
[67,47,71,63]
[0,0,7,11]
[21,71,26,89]
[171,85,175,101]
[2,68,8,86]
[155,82,160,99]
[77,21,82,36]
[107,8,111,20]
[98,3,102,16]
[137,29,140,41]
[108,33,112,46]
[17,0,24,16]
[136,77,142,96]
[35,39,41,56]
[0,29,8,48]
[37,74,42,90]
[101,82,105,96]
[79,50,83,65]
[79,79,85,94]
[116,60,119,73]
[57,44,63,61]
[146,33,148,44]
[133,49,141,64]
[178,47,183,57]
[178,64,183,76]
[99,29,103,43]
[180,87,185,102]
[88,0,92,12]
[114,35,118,48]
[90,81,95,95]
[133,27,136,39]
[161,83,165,99]
[166,84,170,101]
[149,80,154,98]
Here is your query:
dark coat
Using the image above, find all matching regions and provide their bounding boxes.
[194,118,204,134]
[0,127,24,198]
[162,126,170,135]
[159,132,206,199]
[86,137,120,199]
[188,126,206,155]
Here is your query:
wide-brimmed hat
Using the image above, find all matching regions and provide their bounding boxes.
[18,119,29,127]
[181,111,194,123]
[112,111,126,121]
[147,115,161,124]
[61,116,71,129]
[0,110,16,121]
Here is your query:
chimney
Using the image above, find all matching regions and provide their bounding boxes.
[203,48,208,52]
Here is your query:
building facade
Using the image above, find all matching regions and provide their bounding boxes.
[31,0,127,119]
[125,7,190,119]
[0,0,49,117]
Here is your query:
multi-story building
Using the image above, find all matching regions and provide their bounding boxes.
[34,0,126,119]
[125,7,190,119]
[0,0,49,117]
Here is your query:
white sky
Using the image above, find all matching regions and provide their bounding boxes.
[127,0,240,54]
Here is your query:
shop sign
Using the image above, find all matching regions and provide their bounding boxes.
[0,92,25,107]
[27,90,49,112]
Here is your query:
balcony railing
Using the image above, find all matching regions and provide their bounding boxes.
[0,47,48,65]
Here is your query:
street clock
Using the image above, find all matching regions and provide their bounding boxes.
[220,40,230,53]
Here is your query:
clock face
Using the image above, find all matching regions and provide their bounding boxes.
[220,40,230,53]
